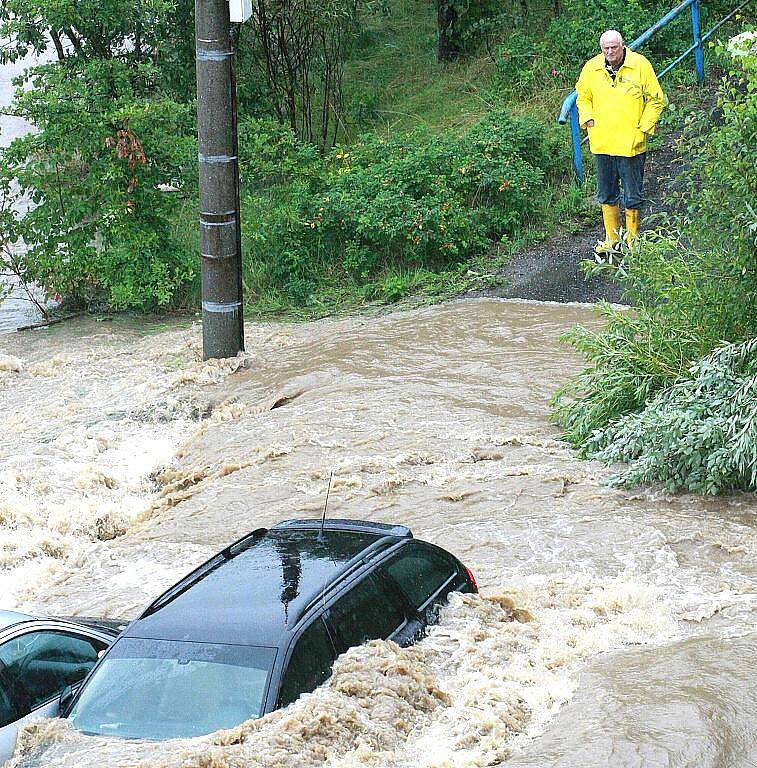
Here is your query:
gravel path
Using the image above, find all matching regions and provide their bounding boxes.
[475,114,690,305]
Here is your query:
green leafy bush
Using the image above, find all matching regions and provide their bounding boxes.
[545,0,650,67]
[585,338,757,494]
[491,34,549,94]
[243,109,560,305]
[544,0,719,79]
[685,32,757,260]
[321,115,551,259]
[238,117,323,191]
[0,59,198,310]
[445,0,535,53]
[456,0,742,84]
[553,229,756,446]
[0,0,200,311]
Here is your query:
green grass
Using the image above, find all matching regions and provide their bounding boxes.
[342,0,578,136]
[343,0,494,136]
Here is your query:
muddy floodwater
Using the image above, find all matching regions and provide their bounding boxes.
[1,299,755,768]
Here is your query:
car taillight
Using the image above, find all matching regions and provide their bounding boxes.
[465,566,478,593]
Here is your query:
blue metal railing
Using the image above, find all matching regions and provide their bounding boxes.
[557,0,754,183]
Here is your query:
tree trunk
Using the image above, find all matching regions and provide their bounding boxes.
[437,1,459,61]
[49,31,66,62]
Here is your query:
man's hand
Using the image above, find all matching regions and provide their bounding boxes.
[584,119,595,129]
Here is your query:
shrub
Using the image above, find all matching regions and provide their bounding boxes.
[456,0,742,83]
[491,34,549,94]
[238,116,324,191]
[545,0,649,68]
[553,229,756,446]
[550,0,744,71]
[685,32,757,260]
[320,122,546,264]
[585,339,757,494]
[243,109,559,305]
[0,60,198,310]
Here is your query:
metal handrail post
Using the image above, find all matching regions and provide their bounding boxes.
[569,103,584,183]
[691,0,706,84]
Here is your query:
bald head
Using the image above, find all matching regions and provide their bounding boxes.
[600,30,624,47]
[600,30,625,68]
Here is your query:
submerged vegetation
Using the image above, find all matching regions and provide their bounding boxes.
[586,338,756,494]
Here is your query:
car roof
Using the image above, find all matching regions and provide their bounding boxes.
[0,610,34,631]
[0,611,122,638]
[126,519,413,647]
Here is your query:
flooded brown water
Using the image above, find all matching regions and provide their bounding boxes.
[1,299,755,767]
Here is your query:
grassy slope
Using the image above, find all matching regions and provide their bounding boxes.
[341,0,572,136]
[343,0,494,136]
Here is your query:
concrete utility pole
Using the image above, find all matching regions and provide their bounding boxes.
[196,0,244,360]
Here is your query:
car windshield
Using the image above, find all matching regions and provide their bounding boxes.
[68,638,276,740]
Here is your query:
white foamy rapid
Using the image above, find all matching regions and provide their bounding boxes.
[1,319,263,608]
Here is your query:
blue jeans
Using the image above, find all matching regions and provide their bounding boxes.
[594,153,646,210]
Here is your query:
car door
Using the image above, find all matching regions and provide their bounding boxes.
[0,694,59,765]
[0,629,108,763]
[277,617,338,708]
[325,571,410,654]
[0,681,22,764]
[376,543,462,641]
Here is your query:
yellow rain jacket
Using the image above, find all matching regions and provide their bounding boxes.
[576,48,665,157]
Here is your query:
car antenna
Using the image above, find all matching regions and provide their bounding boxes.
[318,471,334,541]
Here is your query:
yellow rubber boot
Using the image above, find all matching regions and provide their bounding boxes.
[625,208,640,248]
[596,204,621,253]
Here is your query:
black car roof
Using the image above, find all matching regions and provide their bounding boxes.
[126,520,413,647]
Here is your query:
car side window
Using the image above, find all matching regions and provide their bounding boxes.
[382,546,456,610]
[0,683,18,728]
[279,618,336,707]
[0,631,107,718]
[329,573,406,651]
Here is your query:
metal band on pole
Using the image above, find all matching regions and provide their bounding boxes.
[196,0,245,360]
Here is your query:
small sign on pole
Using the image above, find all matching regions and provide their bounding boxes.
[229,0,252,23]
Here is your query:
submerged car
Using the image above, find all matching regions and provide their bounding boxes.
[0,611,121,762]
[65,519,478,740]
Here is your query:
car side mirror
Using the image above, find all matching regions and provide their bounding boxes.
[59,683,81,716]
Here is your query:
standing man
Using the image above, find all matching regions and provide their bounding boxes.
[576,30,665,252]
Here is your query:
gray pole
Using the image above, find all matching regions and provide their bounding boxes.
[196,0,245,360]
